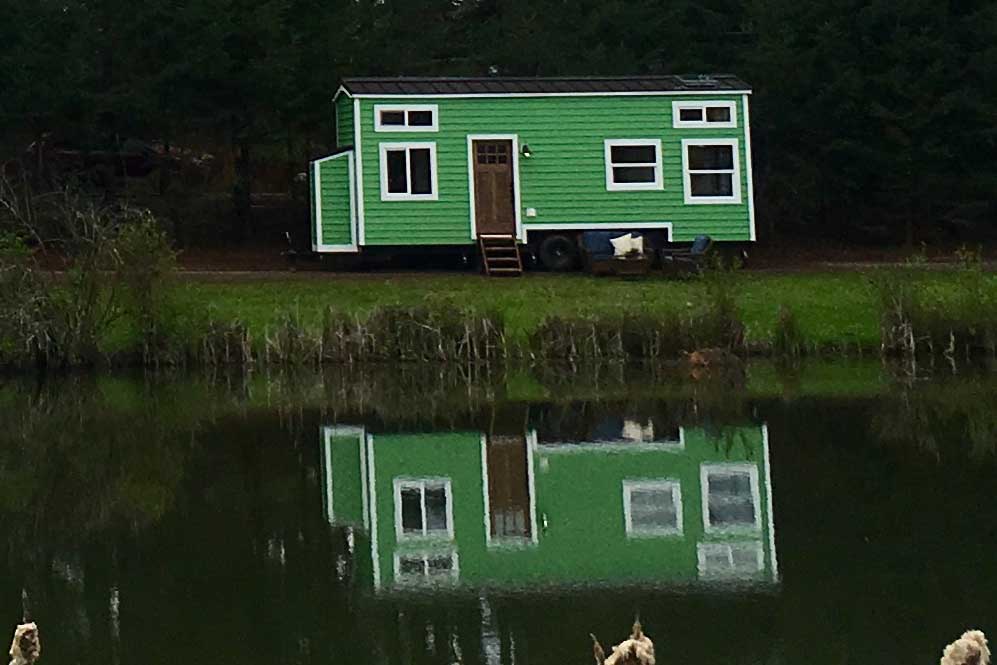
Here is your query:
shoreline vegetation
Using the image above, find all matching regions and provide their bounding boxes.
[1,260,995,371]
[0,202,994,371]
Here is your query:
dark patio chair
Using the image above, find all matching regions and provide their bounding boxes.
[659,235,713,273]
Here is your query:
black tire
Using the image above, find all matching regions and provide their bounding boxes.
[538,234,579,271]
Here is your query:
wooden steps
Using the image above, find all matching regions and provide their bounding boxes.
[478,234,523,277]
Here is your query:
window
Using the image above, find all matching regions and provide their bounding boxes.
[394,478,453,540]
[623,480,683,537]
[672,101,737,128]
[604,139,663,191]
[697,542,764,579]
[394,550,459,586]
[700,464,760,532]
[379,142,438,201]
[374,104,439,132]
[682,139,741,204]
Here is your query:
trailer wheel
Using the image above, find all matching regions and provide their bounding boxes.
[538,234,578,271]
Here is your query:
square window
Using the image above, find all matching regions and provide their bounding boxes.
[701,464,760,532]
[379,143,438,200]
[394,478,453,540]
[682,140,741,204]
[605,140,663,191]
[623,480,683,536]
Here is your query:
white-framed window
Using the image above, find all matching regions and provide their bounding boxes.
[374,104,439,132]
[697,541,764,579]
[682,139,741,205]
[394,477,453,540]
[672,101,737,128]
[700,463,761,532]
[623,479,683,537]
[604,139,663,191]
[393,550,459,586]
[379,142,438,201]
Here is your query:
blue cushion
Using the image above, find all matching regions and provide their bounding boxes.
[582,231,643,258]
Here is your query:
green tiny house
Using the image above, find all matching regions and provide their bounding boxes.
[311,76,757,269]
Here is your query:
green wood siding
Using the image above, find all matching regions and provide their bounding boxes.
[356,95,752,246]
[315,154,354,247]
[335,95,354,149]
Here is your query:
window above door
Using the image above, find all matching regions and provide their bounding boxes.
[374,104,439,132]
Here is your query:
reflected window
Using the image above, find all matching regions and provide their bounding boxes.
[623,480,683,536]
[394,478,453,540]
[394,550,459,585]
[697,541,763,579]
[701,464,760,532]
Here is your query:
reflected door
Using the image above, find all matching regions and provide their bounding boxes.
[485,435,533,541]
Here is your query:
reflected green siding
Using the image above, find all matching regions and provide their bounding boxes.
[326,432,365,525]
[339,425,774,591]
[356,95,752,246]
[335,95,354,149]
[316,155,353,246]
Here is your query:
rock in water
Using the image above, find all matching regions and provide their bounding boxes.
[941,631,990,665]
[8,623,40,665]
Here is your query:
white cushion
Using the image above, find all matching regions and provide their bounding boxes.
[610,234,633,256]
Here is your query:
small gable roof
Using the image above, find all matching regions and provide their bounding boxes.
[336,75,751,98]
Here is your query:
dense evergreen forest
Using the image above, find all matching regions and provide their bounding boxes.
[1,0,995,248]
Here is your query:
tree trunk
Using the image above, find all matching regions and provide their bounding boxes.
[232,138,253,244]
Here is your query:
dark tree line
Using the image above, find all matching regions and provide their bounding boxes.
[1,0,995,245]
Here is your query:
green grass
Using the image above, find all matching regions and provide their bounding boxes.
[172,270,892,350]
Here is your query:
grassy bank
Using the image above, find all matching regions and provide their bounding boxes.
[173,271,884,350]
[7,266,997,368]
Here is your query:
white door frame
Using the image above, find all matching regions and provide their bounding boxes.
[466,134,524,242]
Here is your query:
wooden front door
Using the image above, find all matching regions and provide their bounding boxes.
[473,140,516,236]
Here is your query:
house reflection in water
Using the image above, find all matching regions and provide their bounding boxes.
[320,417,777,593]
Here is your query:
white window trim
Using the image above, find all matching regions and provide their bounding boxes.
[700,463,762,533]
[697,541,764,579]
[672,101,738,129]
[393,477,454,541]
[374,104,439,132]
[604,139,663,192]
[681,138,742,205]
[392,549,459,585]
[622,479,684,537]
[379,142,439,201]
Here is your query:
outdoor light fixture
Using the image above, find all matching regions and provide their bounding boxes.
[521,143,533,158]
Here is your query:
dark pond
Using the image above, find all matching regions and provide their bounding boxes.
[1,362,995,665]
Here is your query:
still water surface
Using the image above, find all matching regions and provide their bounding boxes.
[0,363,994,664]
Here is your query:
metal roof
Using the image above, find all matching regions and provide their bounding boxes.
[338,75,752,96]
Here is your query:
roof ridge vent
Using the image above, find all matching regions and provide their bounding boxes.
[677,74,719,88]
